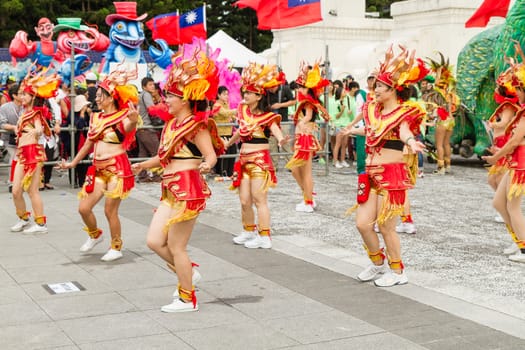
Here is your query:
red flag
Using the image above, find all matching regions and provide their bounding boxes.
[179,6,207,44]
[146,12,180,45]
[234,0,322,30]
[465,0,511,28]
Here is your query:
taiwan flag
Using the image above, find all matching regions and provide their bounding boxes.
[178,6,207,44]
[146,12,180,45]
[146,6,207,46]
[234,0,322,30]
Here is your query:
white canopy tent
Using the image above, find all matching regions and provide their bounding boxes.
[207,30,266,67]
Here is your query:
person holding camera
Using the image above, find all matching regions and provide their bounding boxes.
[137,77,161,182]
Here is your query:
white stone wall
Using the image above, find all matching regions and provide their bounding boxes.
[263,0,504,86]
[390,0,504,70]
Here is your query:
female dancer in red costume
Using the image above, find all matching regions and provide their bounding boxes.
[226,63,289,249]
[483,53,525,263]
[424,54,460,175]
[345,46,428,286]
[10,68,60,234]
[285,61,329,213]
[487,69,521,228]
[133,47,224,312]
[58,65,139,262]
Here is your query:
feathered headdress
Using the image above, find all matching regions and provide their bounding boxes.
[164,44,219,101]
[499,40,525,91]
[295,60,329,97]
[377,45,429,91]
[99,63,139,109]
[496,66,520,97]
[427,52,455,88]
[22,65,61,99]
[492,41,525,105]
[241,62,284,95]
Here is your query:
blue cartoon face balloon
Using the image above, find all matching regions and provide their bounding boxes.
[110,20,145,50]
[102,2,148,74]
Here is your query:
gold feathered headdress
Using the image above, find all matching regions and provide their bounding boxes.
[165,45,219,101]
[22,66,61,99]
[241,62,284,95]
[376,45,429,91]
[99,63,139,109]
[499,40,525,91]
[295,60,329,96]
[427,52,455,89]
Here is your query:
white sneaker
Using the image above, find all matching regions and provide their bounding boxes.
[173,269,202,298]
[503,243,519,256]
[100,249,123,262]
[508,250,525,263]
[357,261,389,282]
[11,219,31,232]
[396,222,416,234]
[161,298,198,313]
[79,235,104,252]
[374,270,408,287]
[244,235,272,249]
[233,231,257,245]
[295,202,314,213]
[298,200,317,209]
[341,160,350,168]
[494,214,505,223]
[23,224,48,234]
[417,170,424,178]
[335,161,343,169]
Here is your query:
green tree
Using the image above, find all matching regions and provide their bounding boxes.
[0,0,272,53]
[366,0,404,18]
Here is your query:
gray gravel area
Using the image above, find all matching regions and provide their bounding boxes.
[132,156,525,306]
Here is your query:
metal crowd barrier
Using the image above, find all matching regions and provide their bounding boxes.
[0,120,332,186]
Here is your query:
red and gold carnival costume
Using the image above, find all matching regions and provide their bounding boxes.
[361,100,426,223]
[504,108,525,199]
[348,46,428,275]
[231,103,280,191]
[488,101,518,175]
[425,53,460,172]
[76,64,139,253]
[78,109,136,199]
[158,114,223,232]
[151,42,224,310]
[16,108,52,191]
[13,67,60,227]
[286,61,329,169]
[285,95,329,169]
[229,62,284,245]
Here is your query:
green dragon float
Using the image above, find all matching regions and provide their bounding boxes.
[450,0,525,158]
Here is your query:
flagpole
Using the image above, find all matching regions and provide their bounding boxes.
[322,4,329,174]
[203,3,207,33]
[277,0,282,67]
[204,3,209,57]
[176,9,180,47]
[277,32,282,68]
